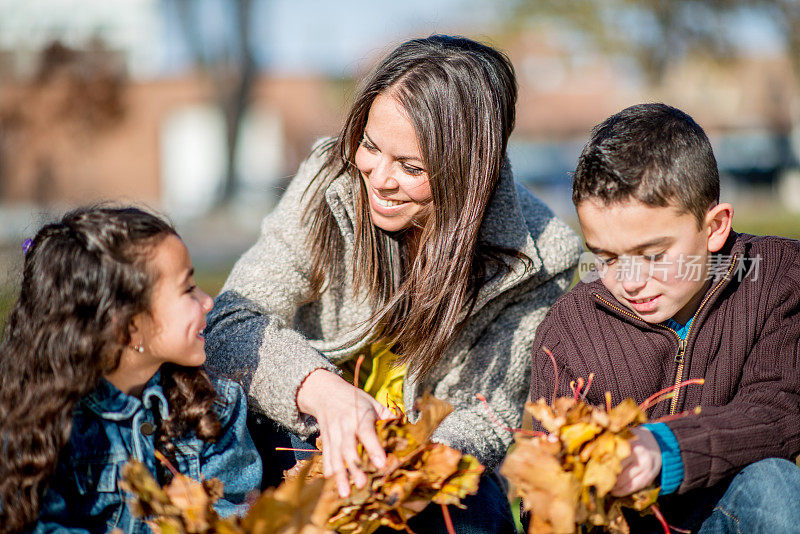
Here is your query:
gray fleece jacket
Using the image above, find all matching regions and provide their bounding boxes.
[204,148,582,470]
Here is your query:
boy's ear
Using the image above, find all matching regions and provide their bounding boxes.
[705,202,734,253]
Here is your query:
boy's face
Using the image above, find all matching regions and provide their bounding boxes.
[577,199,723,325]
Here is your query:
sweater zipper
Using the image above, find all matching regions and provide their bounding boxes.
[594,253,739,415]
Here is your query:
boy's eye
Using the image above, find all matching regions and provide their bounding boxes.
[186,284,197,294]
[644,252,666,262]
[597,256,616,266]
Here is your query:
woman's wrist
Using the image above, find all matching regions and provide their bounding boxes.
[296,368,342,417]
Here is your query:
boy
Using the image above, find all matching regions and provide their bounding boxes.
[529,103,800,532]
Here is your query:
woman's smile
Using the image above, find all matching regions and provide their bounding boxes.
[369,187,410,212]
[355,91,432,233]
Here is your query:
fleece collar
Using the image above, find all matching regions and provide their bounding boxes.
[323,163,543,317]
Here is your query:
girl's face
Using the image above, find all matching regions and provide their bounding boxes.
[354,92,433,233]
[134,235,213,370]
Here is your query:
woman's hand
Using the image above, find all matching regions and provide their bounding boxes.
[610,427,662,496]
[296,369,395,497]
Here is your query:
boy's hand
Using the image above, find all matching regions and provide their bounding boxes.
[611,426,662,496]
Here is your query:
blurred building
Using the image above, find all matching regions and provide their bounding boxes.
[503,32,800,190]
[0,65,346,215]
[1,0,799,228]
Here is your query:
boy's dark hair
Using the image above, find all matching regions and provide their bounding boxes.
[572,103,720,225]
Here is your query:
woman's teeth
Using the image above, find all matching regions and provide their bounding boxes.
[375,197,404,207]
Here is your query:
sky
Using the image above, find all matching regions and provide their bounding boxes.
[0,0,784,80]
[0,0,499,78]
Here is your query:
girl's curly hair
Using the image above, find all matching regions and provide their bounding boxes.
[0,206,221,532]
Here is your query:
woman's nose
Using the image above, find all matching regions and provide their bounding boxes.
[368,158,399,190]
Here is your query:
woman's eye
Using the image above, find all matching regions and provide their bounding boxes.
[598,257,616,266]
[186,284,197,294]
[360,139,378,152]
[645,253,665,262]
[402,164,424,176]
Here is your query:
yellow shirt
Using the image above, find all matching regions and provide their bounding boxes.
[340,342,406,412]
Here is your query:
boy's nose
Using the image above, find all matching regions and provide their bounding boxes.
[619,257,648,293]
[621,276,647,294]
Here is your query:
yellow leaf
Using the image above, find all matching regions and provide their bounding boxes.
[606,399,647,433]
[559,422,602,454]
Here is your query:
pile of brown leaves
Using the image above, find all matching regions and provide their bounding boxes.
[120,458,335,534]
[501,396,661,534]
[120,394,482,534]
[290,393,484,534]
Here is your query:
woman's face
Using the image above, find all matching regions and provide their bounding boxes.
[354,92,433,233]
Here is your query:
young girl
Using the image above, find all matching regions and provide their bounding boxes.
[0,207,261,533]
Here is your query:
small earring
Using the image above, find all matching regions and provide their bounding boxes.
[134,345,144,353]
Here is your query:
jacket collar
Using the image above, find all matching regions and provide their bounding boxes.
[83,371,170,422]
[323,163,543,317]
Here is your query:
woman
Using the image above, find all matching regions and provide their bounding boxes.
[205,34,582,532]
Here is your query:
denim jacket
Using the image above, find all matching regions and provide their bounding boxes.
[33,371,262,533]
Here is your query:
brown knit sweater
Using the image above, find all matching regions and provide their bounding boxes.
[529,232,800,494]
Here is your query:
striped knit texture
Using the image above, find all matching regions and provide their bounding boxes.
[530,232,800,495]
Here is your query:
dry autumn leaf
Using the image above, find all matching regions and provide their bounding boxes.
[121,394,482,534]
[121,457,333,534]
[501,396,660,534]
[290,393,484,534]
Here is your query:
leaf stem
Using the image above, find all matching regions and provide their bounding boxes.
[441,503,456,534]
[153,450,179,477]
[650,407,702,423]
[639,379,705,411]
[542,346,559,406]
[476,394,546,437]
[651,505,671,534]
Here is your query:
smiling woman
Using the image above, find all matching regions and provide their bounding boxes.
[204,34,583,534]
[355,92,433,234]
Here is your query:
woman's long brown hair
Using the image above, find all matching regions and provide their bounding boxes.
[303,35,529,378]
[0,207,221,532]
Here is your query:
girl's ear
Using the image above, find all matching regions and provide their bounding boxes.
[126,313,144,346]
[705,202,734,253]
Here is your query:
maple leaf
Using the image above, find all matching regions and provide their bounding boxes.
[120,394,481,534]
[292,393,483,534]
[501,396,662,534]
[121,457,333,534]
